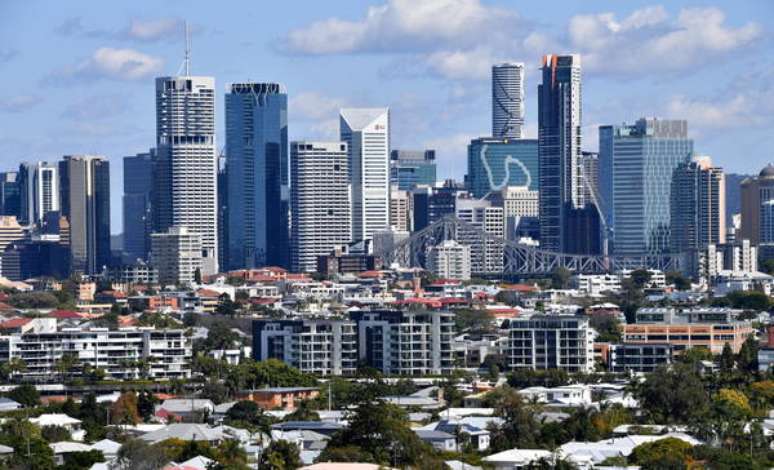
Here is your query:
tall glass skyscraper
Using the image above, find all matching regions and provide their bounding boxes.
[154,76,218,274]
[18,162,59,226]
[0,172,21,219]
[599,118,693,256]
[123,150,155,261]
[467,138,538,198]
[390,150,436,190]
[59,155,111,275]
[492,63,524,139]
[225,82,289,269]
[538,54,592,253]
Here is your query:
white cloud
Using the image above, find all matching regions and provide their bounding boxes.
[289,91,349,121]
[124,18,183,41]
[283,0,519,55]
[0,95,43,113]
[54,47,163,81]
[667,95,757,130]
[570,7,761,75]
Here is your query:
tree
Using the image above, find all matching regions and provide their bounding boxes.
[665,271,691,290]
[259,440,302,470]
[629,269,653,289]
[284,399,320,422]
[551,267,572,289]
[629,437,693,467]
[225,400,273,433]
[137,390,157,421]
[110,392,140,425]
[41,425,71,442]
[61,450,104,470]
[589,315,622,343]
[202,321,243,352]
[319,401,433,467]
[55,352,80,383]
[0,418,56,469]
[453,308,495,333]
[0,357,27,381]
[216,294,238,316]
[719,342,736,373]
[116,439,170,470]
[487,386,542,451]
[631,364,709,424]
[7,383,40,407]
[508,369,569,388]
[736,336,759,373]
[201,379,229,405]
[194,268,202,284]
[723,290,770,311]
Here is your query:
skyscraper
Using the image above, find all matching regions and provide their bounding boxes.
[538,54,586,253]
[0,172,21,219]
[151,226,203,286]
[123,150,155,261]
[670,156,726,253]
[340,108,390,243]
[389,150,436,190]
[492,63,524,139]
[18,162,59,226]
[740,176,760,244]
[758,165,774,245]
[225,82,289,270]
[59,155,111,275]
[154,76,218,274]
[467,137,538,198]
[290,141,351,273]
[599,118,693,256]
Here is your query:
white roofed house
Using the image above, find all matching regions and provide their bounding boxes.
[30,414,85,441]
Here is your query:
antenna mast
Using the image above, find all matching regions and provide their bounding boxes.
[184,21,191,76]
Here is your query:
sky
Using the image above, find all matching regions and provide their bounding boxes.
[0,0,772,234]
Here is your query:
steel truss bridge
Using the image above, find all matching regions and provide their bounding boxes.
[382,215,685,276]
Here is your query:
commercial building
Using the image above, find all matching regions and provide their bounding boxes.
[0,216,24,257]
[123,150,155,261]
[0,323,191,381]
[505,315,595,373]
[538,54,587,253]
[390,150,436,190]
[428,240,471,281]
[670,155,726,252]
[412,181,465,232]
[492,63,525,139]
[225,82,289,270]
[467,138,538,198]
[1,236,69,281]
[154,76,218,274]
[599,118,693,256]
[0,172,20,219]
[340,108,390,243]
[18,162,59,226]
[455,197,504,274]
[740,173,762,244]
[608,343,673,373]
[151,226,203,286]
[59,155,111,275]
[290,141,352,273]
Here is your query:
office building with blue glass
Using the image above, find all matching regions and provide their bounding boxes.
[599,118,693,256]
[390,150,436,190]
[225,82,289,269]
[467,138,538,198]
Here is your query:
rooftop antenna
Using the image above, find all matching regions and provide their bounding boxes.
[177,21,191,76]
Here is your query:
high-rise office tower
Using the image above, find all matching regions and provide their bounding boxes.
[59,155,111,275]
[492,63,525,139]
[18,162,59,226]
[123,150,155,261]
[758,165,774,245]
[599,118,693,256]
[290,141,351,273]
[340,108,390,243]
[740,176,760,244]
[0,216,24,277]
[538,54,588,253]
[467,137,538,198]
[390,150,436,190]
[389,186,412,232]
[225,82,289,270]
[217,152,228,273]
[670,156,726,252]
[154,76,218,274]
[0,172,21,219]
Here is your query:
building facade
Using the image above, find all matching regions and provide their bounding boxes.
[390,150,436,190]
[154,76,218,274]
[225,82,289,270]
[599,118,693,256]
[390,187,412,232]
[340,108,390,243]
[151,226,203,286]
[455,197,504,274]
[506,315,595,373]
[59,155,111,275]
[123,150,155,261]
[670,156,726,252]
[18,162,59,226]
[492,63,525,139]
[467,138,538,198]
[538,54,584,253]
[290,141,352,273]
[0,172,21,219]
[428,240,471,280]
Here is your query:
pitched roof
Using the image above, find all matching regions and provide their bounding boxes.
[340,108,388,131]
[139,423,224,443]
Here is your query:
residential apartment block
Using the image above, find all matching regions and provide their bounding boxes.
[505,315,595,373]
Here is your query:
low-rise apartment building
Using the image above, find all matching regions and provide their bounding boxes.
[609,343,673,373]
[0,323,191,381]
[504,315,595,373]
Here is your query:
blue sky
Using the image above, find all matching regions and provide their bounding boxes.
[0,0,772,234]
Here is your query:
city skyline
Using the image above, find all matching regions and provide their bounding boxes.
[0,1,771,234]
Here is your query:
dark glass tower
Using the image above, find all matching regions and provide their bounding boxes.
[123,150,155,261]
